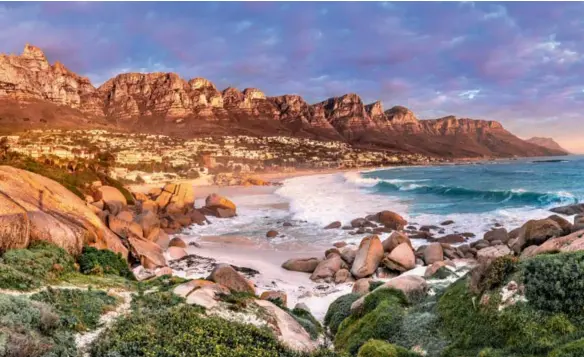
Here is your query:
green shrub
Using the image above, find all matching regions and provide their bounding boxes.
[137,274,189,292]
[437,277,583,355]
[523,251,584,314]
[470,255,518,294]
[131,290,187,313]
[360,288,408,316]
[324,293,361,335]
[368,281,384,292]
[335,292,407,355]
[1,241,75,282]
[31,287,119,332]
[548,338,584,357]
[0,294,77,357]
[357,339,421,357]
[91,304,302,357]
[78,246,133,279]
[358,339,398,357]
[290,308,323,340]
[0,263,40,290]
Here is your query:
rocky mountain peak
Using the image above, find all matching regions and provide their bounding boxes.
[189,77,216,90]
[243,88,266,100]
[365,101,384,118]
[385,105,418,124]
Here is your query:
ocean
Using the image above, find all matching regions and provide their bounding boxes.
[187,156,582,249]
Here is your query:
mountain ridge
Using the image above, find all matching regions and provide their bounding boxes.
[526,137,570,154]
[0,44,567,158]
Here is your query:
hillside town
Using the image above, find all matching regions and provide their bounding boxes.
[2,130,440,184]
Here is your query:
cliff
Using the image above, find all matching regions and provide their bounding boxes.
[0,44,567,158]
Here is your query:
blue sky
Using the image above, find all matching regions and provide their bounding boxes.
[1,2,583,152]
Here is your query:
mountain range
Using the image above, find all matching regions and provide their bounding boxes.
[0,44,567,158]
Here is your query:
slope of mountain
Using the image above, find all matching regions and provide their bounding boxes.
[0,44,567,158]
[526,137,569,154]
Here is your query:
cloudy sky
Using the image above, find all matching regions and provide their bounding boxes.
[1,2,583,152]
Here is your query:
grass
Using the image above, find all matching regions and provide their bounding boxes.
[0,293,77,357]
[91,304,303,357]
[31,287,120,332]
[0,242,76,290]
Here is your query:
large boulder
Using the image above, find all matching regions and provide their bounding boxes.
[127,234,166,269]
[93,185,127,209]
[384,242,416,271]
[310,255,343,281]
[573,214,584,232]
[282,257,320,273]
[476,245,512,263]
[351,275,428,313]
[524,229,584,258]
[423,243,444,265]
[510,218,564,253]
[208,264,255,294]
[550,203,584,216]
[350,235,384,279]
[340,246,358,265]
[484,228,509,243]
[167,246,188,260]
[134,211,160,238]
[324,221,342,229]
[260,291,288,306]
[548,214,573,235]
[0,166,127,257]
[146,227,170,249]
[254,300,318,352]
[108,215,144,239]
[381,231,411,252]
[375,210,407,230]
[167,183,195,211]
[205,193,236,211]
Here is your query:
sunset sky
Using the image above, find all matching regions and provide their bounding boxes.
[1,2,583,152]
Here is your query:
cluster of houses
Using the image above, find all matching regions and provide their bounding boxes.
[4,130,438,184]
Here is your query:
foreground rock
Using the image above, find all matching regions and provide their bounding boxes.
[0,165,127,256]
[350,235,384,278]
[383,242,416,272]
[255,299,318,352]
[208,264,255,294]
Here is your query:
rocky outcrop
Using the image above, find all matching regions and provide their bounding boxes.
[0,44,568,159]
[0,165,126,256]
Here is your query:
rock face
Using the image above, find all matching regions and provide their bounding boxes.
[0,166,126,256]
[0,44,567,159]
[350,235,384,278]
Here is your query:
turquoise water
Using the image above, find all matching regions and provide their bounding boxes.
[361,156,583,215]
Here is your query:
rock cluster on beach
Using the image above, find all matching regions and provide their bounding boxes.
[281,204,584,289]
